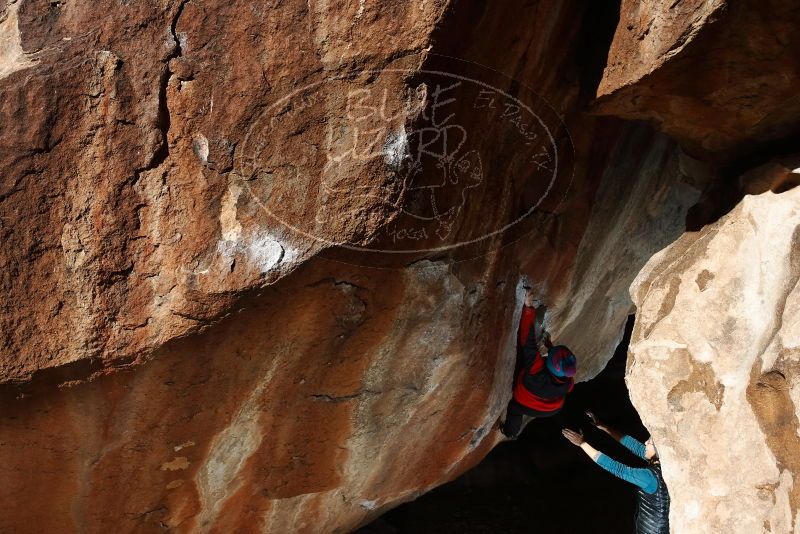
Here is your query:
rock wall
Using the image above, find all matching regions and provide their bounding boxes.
[628,183,800,533]
[604,2,800,532]
[1,0,798,532]
[594,0,800,158]
[0,0,450,383]
[0,0,701,532]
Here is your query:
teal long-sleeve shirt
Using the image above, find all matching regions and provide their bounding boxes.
[595,435,658,494]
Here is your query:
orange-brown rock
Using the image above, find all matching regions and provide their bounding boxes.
[594,0,800,157]
[0,0,771,532]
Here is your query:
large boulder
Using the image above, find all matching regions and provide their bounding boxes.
[0,0,702,532]
[5,0,799,531]
[628,181,800,533]
[594,0,800,157]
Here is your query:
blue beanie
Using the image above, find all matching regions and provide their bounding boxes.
[546,346,577,378]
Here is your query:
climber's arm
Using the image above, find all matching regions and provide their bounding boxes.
[562,428,658,494]
[518,305,539,368]
[542,330,553,350]
[579,441,601,461]
[518,304,536,345]
[586,411,625,442]
[594,454,658,493]
[619,435,648,460]
[563,429,597,457]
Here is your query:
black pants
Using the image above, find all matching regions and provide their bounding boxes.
[502,399,557,437]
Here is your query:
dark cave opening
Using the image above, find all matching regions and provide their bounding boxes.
[357,315,648,534]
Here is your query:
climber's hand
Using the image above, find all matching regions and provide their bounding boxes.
[586,411,600,426]
[586,411,609,432]
[562,428,585,446]
[524,288,537,307]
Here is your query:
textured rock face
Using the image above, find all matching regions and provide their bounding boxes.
[0,0,701,532]
[0,0,450,383]
[628,183,800,533]
[1,0,798,533]
[594,0,800,157]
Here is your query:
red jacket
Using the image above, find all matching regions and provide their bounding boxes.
[513,306,573,412]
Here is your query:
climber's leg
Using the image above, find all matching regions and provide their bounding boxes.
[502,400,526,438]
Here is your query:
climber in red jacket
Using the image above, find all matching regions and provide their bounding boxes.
[501,288,577,438]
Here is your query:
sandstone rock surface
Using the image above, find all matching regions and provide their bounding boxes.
[1,0,799,532]
[0,1,699,532]
[628,183,800,533]
[595,0,800,157]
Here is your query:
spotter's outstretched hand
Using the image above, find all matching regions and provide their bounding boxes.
[562,428,585,446]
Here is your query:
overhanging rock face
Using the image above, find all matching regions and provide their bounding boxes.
[0,1,700,531]
[594,0,800,157]
[629,184,800,533]
[0,0,452,383]
[1,0,798,532]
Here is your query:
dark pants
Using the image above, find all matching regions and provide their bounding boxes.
[502,399,558,437]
